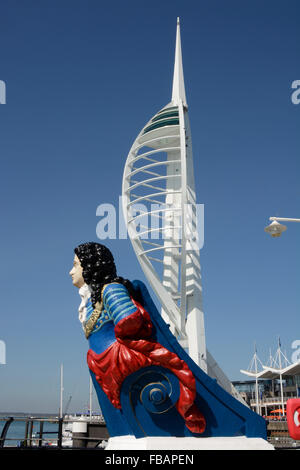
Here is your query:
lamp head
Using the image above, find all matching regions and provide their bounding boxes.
[264,220,287,238]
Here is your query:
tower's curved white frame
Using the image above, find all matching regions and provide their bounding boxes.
[122,19,245,401]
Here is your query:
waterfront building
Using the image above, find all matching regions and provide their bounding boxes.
[240,343,300,417]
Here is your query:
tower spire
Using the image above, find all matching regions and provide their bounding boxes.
[171,17,187,107]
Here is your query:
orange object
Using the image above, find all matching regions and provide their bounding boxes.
[287,399,300,440]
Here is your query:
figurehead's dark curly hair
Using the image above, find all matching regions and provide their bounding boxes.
[74,242,139,308]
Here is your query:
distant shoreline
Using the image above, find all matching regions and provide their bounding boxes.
[0,412,58,418]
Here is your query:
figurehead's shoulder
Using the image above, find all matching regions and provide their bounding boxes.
[102,282,129,299]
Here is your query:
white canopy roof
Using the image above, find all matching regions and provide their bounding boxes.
[240,361,300,380]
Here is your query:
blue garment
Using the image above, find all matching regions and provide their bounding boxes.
[85,282,138,436]
[85,283,137,356]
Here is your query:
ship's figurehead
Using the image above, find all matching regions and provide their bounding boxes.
[70,242,267,441]
[70,242,206,437]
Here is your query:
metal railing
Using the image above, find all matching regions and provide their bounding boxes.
[268,436,300,449]
[0,416,64,448]
[250,394,297,406]
[0,416,106,448]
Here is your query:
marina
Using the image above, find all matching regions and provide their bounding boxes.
[0,414,108,448]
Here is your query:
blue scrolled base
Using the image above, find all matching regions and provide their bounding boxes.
[90,280,268,441]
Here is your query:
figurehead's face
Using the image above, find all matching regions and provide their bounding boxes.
[69,255,85,288]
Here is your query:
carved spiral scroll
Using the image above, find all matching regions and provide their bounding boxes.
[128,367,180,415]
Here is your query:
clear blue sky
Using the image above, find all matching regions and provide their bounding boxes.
[0,0,299,413]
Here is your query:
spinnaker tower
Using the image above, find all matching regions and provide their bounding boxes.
[122,19,243,400]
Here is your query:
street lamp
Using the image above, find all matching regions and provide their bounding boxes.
[264,217,300,415]
[264,217,300,238]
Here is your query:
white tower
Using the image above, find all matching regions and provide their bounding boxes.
[122,19,244,400]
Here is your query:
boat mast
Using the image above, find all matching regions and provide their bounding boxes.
[89,376,93,422]
[59,363,64,419]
